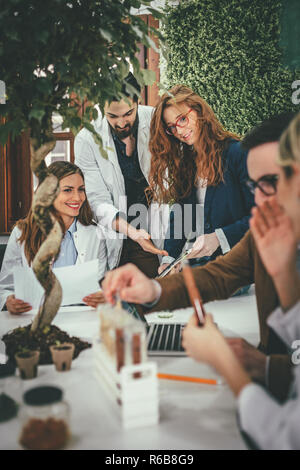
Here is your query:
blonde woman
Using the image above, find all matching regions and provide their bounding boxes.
[182,112,300,450]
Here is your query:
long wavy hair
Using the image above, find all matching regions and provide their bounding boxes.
[17,161,95,264]
[148,85,240,203]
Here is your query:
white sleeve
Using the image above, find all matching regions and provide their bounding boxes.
[238,379,300,450]
[74,132,119,230]
[267,301,300,346]
[0,227,24,310]
[97,238,108,281]
[215,228,231,254]
[142,281,162,308]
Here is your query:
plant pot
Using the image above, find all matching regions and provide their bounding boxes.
[15,351,40,380]
[50,343,75,372]
[2,324,91,365]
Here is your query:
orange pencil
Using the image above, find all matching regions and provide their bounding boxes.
[182,261,206,326]
[157,372,218,385]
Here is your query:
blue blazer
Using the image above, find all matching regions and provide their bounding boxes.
[164,140,255,264]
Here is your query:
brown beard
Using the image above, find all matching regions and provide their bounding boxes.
[111,114,139,140]
[113,124,132,139]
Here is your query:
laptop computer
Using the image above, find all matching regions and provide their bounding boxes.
[122,301,186,356]
[146,323,186,356]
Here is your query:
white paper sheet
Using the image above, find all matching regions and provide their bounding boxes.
[13,260,100,308]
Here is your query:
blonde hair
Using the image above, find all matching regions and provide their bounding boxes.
[278,112,300,168]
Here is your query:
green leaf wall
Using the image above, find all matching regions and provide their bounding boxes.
[161,0,300,136]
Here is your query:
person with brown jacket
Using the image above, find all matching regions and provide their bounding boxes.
[102,112,297,402]
[181,112,300,449]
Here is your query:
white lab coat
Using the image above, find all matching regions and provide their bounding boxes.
[74,105,169,269]
[238,300,300,449]
[0,222,108,311]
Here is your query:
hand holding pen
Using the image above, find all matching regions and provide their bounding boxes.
[181,257,206,326]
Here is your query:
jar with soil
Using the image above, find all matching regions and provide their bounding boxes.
[19,385,70,450]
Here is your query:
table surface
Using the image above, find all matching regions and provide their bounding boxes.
[0,287,259,450]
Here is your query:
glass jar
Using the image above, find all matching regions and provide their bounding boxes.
[19,386,70,450]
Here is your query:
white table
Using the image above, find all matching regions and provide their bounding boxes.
[0,287,259,450]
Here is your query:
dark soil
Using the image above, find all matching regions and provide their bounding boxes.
[16,351,36,359]
[2,324,91,365]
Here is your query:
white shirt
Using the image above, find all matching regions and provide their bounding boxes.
[74,105,170,268]
[238,300,300,450]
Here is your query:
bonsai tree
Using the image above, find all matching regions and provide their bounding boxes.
[0,0,163,336]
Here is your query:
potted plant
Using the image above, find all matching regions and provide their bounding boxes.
[50,342,75,371]
[15,348,40,380]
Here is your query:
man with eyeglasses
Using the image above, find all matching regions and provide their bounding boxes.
[246,175,278,197]
[102,111,298,402]
[75,73,168,278]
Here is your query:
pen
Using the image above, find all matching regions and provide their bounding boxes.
[181,259,206,326]
[157,373,218,385]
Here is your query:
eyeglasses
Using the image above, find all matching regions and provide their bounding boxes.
[165,109,193,136]
[246,174,279,196]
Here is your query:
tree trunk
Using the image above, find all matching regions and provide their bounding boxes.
[29,139,64,333]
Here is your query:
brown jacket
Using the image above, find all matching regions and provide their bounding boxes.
[150,230,293,401]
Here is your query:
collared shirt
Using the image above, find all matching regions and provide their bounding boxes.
[238,299,300,449]
[264,245,300,388]
[53,218,78,268]
[110,119,149,225]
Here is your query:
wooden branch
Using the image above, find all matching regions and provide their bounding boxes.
[30,139,56,183]
[31,173,60,233]
[30,219,63,332]
[29,138,64,333]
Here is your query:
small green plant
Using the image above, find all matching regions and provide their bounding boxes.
[16,347,37,357]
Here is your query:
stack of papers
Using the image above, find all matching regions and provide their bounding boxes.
[13,260,100,309]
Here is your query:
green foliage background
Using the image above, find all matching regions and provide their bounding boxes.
[161,0,300,136]
[0,0,163,149]
[280,0,300,70]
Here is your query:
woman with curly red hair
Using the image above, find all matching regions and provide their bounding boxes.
[148,85,254,275]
